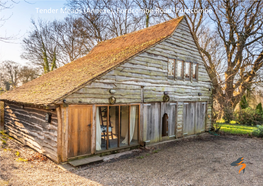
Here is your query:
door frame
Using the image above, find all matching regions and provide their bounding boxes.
[95,104,140,151]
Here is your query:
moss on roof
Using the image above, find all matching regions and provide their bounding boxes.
[0,16,184,105]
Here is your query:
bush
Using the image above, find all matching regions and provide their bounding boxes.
[236,107,263,126]
[256,103,263,114]
[252,125,263,137]
[240,95,249,109]
[223,107,235,123]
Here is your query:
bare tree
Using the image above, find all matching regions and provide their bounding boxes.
[0,0,31,42]
[67,0,145,43]
[105,0,144,36]
[18,65,40,84]
[0,61,39,91]
[206,0,263,110]
[21,19,59,73]
[0,61,20,90]
[0,0,17,42]
[135,0,155,28]
[67,0,110,44]
[54,17,91,64]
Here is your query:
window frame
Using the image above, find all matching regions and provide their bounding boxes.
[192,62,198,81]
[176,59,184,79]
[184,61,191,80]
[167,58,199,81]
[167,58,176,79]
[95,104,140,151]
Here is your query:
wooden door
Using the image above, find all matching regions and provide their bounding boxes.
[195,102,206,133]
[183,102,206,136]
[161,102,177,137]
[183,103,195,136]
[143,103,161,142]
[68,105,92,158]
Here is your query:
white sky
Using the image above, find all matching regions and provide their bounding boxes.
[0,0,68,65]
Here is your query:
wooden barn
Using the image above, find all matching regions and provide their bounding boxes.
[0,16,212,163]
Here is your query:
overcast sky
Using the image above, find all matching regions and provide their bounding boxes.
[0,0,68,65]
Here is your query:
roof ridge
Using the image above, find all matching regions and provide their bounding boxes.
[89,16,184,54]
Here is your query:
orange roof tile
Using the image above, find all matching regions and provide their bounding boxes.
[0,16,184,105]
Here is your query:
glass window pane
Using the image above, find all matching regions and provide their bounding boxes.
[168,59,175,76]
[130,105,139,145]
[96,106,108,151]
[120,106,129,147]
[177,60,183,78]
[185,62,190,79]
[109,106,119,149]
[96,105,139,151]
[193,63,197,79]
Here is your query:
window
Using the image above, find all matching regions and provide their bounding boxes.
[193,63,198,80]
[167,58,198,81]
[185,62,191,79]
[167,59,175,77]
[177,60,184,79]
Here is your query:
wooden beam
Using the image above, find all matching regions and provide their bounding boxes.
[3,100,58,110]
[91,105,96,154]
[205,101,208,131]
[107,106,109,150]
[118,106,120,148]
[0,101,4,130]
[61,106,69,162]
[128,106,130,146]
[56,106,62,163]
[138,104,140,144]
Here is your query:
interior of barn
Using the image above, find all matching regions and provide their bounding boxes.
[96,105,139,151]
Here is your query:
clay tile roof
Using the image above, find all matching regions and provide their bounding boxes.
[0,16,184,105]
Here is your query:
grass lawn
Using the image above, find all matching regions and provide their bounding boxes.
[215,122,256,135]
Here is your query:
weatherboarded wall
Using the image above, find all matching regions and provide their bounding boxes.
[0,101,4,130]
[65,19,213,141]
[4,102,58,162]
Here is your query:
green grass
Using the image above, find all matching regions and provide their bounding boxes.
[216,123,256,135]
[153,149,160,153]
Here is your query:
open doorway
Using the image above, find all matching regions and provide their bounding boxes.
[162,113,169,137]
[96,105,139,151]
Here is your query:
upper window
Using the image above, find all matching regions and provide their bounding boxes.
[167,58,198,81]
[177,60,184,79]
[167,59,175,77]
[185,62,191,79]
[193,63,198,80]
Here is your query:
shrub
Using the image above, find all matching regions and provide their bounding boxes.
[252,125,263,137]
[240,95,249,109]
[236,107,263,126]
[256,103,263,114]
[223,107,235,123]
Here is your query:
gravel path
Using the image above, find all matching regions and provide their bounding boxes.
[1,132,263,186]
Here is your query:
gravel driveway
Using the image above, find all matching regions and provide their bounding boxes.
[1,132,263,186]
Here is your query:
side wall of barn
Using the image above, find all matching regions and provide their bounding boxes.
[65,18,213,142]
[4,102,59,162]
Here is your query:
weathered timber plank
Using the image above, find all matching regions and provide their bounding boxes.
[61,106,68,162]
[0,101,4,130]
[56,107,62,163]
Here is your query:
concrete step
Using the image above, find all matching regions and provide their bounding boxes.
[69,156,103,167]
